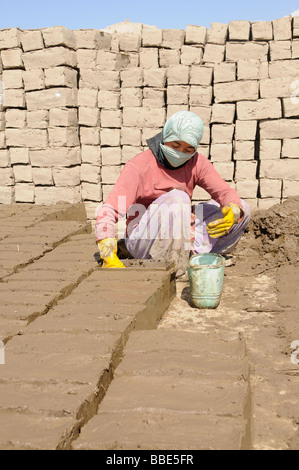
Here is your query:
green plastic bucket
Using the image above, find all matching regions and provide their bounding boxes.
[187,253,225,309]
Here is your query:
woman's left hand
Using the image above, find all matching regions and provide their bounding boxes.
[207,204,241,239]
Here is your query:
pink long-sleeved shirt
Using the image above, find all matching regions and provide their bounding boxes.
[95,149,243,242]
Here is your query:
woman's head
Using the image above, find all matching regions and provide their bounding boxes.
[160,111,204,168]
[163,111,204,149]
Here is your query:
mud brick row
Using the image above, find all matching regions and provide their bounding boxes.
[0,259,175,449]
[74,330,249,450]
[0,17,298,211]
[0,27,80,205]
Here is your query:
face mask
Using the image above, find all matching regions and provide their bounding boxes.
[160,143,196,168]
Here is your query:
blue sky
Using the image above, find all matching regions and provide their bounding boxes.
[1,0,299,31]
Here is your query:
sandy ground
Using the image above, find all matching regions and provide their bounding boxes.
[158,196,299,449]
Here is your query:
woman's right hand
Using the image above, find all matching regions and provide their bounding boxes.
[97,238,126,268]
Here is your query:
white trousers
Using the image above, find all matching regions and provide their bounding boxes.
[125,190,251,275]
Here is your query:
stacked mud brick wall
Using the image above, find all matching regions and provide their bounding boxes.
[0,16,299,218]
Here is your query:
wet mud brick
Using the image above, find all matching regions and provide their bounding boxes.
[74,330,250,450]
[0,231,97,341]
[0,203,87,240]
[276,264,299,340]
[0,221,89,276]
[0,228,93,284]
[0,264,175,449]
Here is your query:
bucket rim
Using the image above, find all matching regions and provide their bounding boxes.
[188,253,225,270]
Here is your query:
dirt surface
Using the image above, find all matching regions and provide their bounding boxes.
[0,198,298,450]
[156,196,299,450]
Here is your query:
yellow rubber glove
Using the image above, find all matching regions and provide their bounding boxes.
[97,238,126,268]
[207,203,241,239]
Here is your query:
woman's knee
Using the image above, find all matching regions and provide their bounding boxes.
[162,189,191,206]
[240,199,251,223]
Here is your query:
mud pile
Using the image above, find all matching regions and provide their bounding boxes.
[234,196,299,273]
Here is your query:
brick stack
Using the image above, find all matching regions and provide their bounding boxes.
[0,17,298,214]
[0,27,80,205]
[75,29,111,220]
